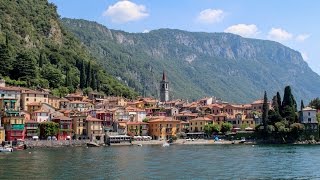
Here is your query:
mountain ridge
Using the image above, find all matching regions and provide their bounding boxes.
[61,18,320,103]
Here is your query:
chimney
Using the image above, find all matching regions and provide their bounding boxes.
[0,79,5,87]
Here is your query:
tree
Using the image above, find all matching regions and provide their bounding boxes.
[220,122,232,133]
[262,91,269,130]
[276,92,282,114]
[300,100,305,111]
[11,51,37,84]
[41,65,63,88]
[204,124,213,137]
[39,122,59,138]
[86,61,92,88]
[79,60,86,89]
[0,43,12,76]
[281,86,297,123]
[309,98,320,110]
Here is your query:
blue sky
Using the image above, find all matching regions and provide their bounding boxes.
[49,0,320,74]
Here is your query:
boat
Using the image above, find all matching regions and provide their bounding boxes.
[137,144,143,147]
[87,142,100,147]
[240,137,246,143]
[162,142,170,147]
[0,146,13,152]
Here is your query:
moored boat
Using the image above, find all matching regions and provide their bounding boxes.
[87,142,100,147]
[0,146,13,152]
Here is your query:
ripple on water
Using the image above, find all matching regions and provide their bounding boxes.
[1,145,320,179]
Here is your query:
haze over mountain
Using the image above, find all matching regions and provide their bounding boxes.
[62,18,320,103]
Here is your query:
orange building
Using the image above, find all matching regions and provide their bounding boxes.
[148,117,181,140]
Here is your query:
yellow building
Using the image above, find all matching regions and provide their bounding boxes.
[0,127,5,143]
[72,112,87,139]
[21,89,49,111]
[48,95,61,109]
[86,115,104,142]
[127,121,148,136]
[189,117,214,132]
[148,117,181,140]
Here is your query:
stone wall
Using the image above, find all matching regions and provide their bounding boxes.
[25,139,90,148]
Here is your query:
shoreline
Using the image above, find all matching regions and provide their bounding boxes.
[17,139,320,149]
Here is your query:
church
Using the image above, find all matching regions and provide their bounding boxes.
[160,71,169,102]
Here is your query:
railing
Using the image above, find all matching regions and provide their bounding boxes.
[26,133,38,137]
[26,127,38,130]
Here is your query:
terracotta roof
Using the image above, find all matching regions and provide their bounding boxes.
[66,93,83,98]
[303,107,316,111]
[33,109,49,113]
[27,102,41,106]
[69,101,87,104]
[190,117,212,121]
[52,116,72,121]
[86,115,103,122]
[148,117,180,123]
[126,121,148,125]
[22,89,49,95]
[0,86,25,91]
[251,99,264,104]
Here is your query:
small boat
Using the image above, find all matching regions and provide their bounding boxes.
[87,142,100,147]
[240,137,246,143]
[162,142,170,147]
[0,146,13,152]
[137,144,143,147]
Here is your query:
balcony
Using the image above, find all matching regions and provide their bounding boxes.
[27,133,38,137]
[26,126,38,130]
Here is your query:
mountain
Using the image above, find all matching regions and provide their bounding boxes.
[0,0,137,98]
[61,18,320,103]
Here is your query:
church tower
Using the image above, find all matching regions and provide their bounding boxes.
[160,71,169,102]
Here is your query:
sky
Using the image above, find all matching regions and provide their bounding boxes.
[49,0,320,74]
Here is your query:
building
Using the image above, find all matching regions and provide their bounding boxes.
[52,116,73,140]
[86,115,104,142]
[160,71,169,102]
[25,120,39,139]
[0,126,5,143]
[148,117,180,140]
[48,95,61,109]
[32,109,50,123]
[0,84,21,114]
[20,89,49,111]
[189,117,213,132]
[301,107,318,137]
[71,112,87,139]
[2,112,25,141]
[126,121,148,136]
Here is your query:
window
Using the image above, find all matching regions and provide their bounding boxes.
[308,112,311,116]
[308,118,311,123]
[26,98,29,101]
[34,99,36,102]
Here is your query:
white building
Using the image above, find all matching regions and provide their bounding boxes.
[301,107,317,124]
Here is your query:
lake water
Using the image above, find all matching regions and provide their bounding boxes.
[1,144,320,179]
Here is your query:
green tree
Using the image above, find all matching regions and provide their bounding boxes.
[276,92,282,114]
[39,122,59,138]
[11,51,37,84]
[262,91,269,130]
[220,122,232,134]
[86,61,92,88]
[41,65,63,88]
[204,124,213,137]
[0,43,12,76]
[79,60,86,89]
[309,98,320,109]
[300,100,305,111]
[281,86,297,123]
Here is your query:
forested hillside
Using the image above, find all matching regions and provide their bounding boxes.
[62,18,320,103]
[0,0,137,98]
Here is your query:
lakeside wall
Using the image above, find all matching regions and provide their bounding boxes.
[25,140,90,148]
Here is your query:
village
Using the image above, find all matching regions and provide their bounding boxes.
[0,72,318,148]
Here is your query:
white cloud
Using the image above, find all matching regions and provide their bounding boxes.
[301,51,309,61]
[224,24,259,38]
[296,34,310,42]
[267,28,293,41]
[142,29,149,33]
[103,0,149,23]
[197,9,224,24]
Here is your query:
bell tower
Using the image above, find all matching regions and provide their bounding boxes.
[160,71,169,102]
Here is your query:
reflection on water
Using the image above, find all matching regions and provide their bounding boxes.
[1,145,320,179]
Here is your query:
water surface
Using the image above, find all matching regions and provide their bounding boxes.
[1,144,319,179]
